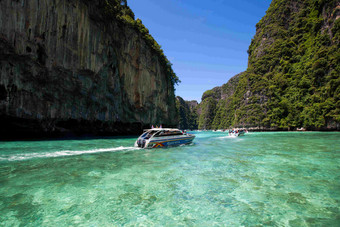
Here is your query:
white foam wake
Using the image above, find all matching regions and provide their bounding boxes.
[218,135,238,139]
[0,146,138,162]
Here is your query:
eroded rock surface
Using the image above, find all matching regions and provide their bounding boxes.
[0,0,177,139]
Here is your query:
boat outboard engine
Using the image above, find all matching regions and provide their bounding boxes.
[137,139,146,148]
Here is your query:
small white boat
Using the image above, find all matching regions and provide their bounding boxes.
[135,128,195,148]
[228,129,246,137]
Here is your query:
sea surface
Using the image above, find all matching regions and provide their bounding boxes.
[0,131,339,226]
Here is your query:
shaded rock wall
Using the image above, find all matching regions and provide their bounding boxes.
[0,0,177,139]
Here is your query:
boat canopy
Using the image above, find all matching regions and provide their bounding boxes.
[143,128,181,132]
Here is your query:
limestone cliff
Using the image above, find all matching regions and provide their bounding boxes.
[199,0,340,131]
[198,73,242,130]
[176,96,198,130]
[0,0,178,139]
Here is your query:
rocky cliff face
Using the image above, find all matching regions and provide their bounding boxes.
[241,0,340,130]
[176,96,198,130]
[0,0,178,139]
[198,73,242,129]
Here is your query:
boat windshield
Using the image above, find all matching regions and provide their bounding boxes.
[154,130,183,137]
[145,130,158,139]
[140,132,149,138]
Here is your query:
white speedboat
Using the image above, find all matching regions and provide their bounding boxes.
[228,129,246,137]
[135,128,195,148]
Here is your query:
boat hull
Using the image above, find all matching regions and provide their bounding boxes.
[135,128,195,149]
[146,136,195,148]
[135,135,195,148]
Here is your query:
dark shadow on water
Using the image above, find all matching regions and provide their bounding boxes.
[0,133,139,142]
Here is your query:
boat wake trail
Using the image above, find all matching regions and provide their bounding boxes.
[218,136,237,139]
[0,146,138,162]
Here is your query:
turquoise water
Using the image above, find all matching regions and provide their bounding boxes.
[0,132,339,226]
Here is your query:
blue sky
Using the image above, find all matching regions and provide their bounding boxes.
[128,0,271,102]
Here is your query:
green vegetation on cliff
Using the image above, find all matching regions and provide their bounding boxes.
[197,73,242,130]
[176,97,198,130]
[198,0,339,130]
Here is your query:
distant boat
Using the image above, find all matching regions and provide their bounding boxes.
[135,128,195,148]
[228,129,246,137]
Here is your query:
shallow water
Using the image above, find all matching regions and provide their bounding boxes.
[0,132,339,226]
